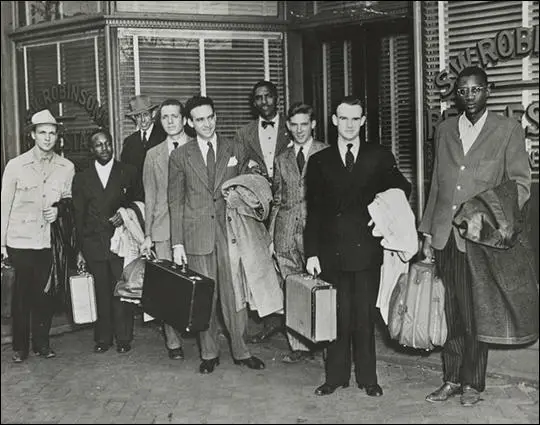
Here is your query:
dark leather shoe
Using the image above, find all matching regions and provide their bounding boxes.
[168,347,184,360]
[12,351,28,363]
[359,384,383,397]
[461,385,481,406]
[426,381,461,402]
[116,343,131,354]
[34,348,56,359]
[315,382,350,396]
[200,357,220,374]
[233,356,265,370]
[94,343,110,353]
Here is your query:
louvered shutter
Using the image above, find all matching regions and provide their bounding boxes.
[269,38,286,115]
[379,34,417,213]
[118,36,137,144]
[205,39,266,139]
[446,1,523,114]
[324,40,347,144]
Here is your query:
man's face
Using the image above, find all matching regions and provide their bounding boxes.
[90,132,113,165]
[287,113,316,145]
[253,86,277,120]
[32,124,58,154]
[332,103,366,142]
[455,74,489,123]
[188,104,216,140]
[134,110,154,132]
[160,104,185,137]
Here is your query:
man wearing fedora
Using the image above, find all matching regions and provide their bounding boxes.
[1,109,75,363]
[121,94,167,200]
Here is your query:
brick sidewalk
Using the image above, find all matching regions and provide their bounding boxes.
[1,322,538,424]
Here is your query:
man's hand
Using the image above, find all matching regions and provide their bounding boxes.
[109,211,124,228]
[306,256,321,277]
[1,246,7,260]
[76,251,87,272]
[173,244,187,266]
[140,236,153,258]
[43,206,58,223]
[422,234,434,262]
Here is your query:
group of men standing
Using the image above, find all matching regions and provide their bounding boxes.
[1,66,532,406]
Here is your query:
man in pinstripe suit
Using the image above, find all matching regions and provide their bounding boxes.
[268,102,328,363]
[419,67,531,406]
[168,95,265,374]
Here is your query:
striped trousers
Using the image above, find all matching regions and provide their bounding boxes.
[435,235,489,392]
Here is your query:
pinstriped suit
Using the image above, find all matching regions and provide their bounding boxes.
[168,134,253,361]
[143,139,189,351]
[269,140,328,351]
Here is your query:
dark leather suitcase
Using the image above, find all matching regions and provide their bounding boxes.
[142,259,215,333]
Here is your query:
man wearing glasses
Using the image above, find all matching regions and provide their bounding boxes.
[419,66,531,406]
[121,95,167,200]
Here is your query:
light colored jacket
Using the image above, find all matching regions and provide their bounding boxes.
[269,140,328,253]
[222,174,283,317]
[419,112,530,252]
[1,147,74,249]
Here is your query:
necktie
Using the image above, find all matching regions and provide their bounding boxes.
[207,141,216,188]
[142,131,148,148]
[345,143,354,172]
[296,147,305,172]
[173,141,179,149]
[261,120,275,129]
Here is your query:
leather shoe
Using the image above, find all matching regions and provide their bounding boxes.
[12,351,28,363]
[247,326,282,344]
[233,356,265,370]
[426,381,461,402]
[461,385,481,406]
[315,382,350,396]
[34,348,56,359]
[94,343,110,353]
[168,347,184,360]
[199,357,220,374]
[359,384,383,397]
[116,343,131,354]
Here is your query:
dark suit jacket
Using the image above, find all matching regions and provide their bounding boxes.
[234,114,290,180]
[72,160,140,262]
[305,143,411,272]
[120,124,167,200]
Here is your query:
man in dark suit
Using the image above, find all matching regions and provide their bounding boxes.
[234,80,290,343]
[73,129,141,354]
[120,94,167,200]
[169,95,265,375]
[305,96,410,397]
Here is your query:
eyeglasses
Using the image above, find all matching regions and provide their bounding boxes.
[456,86,486,97]
[134,111,151,120]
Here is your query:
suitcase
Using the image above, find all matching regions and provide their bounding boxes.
[388,260,447,350]
[285,273,337,343]
[69,271,97,324]
[142,259,215,333]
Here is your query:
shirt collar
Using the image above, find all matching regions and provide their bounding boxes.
[294,138,313,155]
[338,137,360,151]
[459,110,488,129]
[141,123,154,137]
[31,146,55,163]
[95,157,114,170]
[197,133,217,148]
[259,114,279,127]
[167,133,187,150]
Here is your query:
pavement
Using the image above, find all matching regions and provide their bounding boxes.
[1,317,538,424]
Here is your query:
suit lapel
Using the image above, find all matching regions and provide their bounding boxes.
[464,112,497,158]
[248,121,264,162]
[275,114,290,157]
[214,135,232,193]
[156,141,169,181]
[186,140,211,191]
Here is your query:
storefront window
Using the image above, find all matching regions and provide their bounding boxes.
[116,1,278,16]
[19,1,101,27]
[117,29,285,143]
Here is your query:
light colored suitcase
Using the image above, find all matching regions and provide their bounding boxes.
[285,273,337,343]
[69,271,97,324]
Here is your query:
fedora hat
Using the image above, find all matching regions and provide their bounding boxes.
[25,109,63,132]
[126,94,159,117]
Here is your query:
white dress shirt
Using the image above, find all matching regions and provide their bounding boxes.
[337,138,360,166]
[258,114,279,177]
[167,133,188,156]
[293,138,313,159]
[458,110,488,155]
[141,123,155,142]
[197,134,218,166]
[95,158,114,189]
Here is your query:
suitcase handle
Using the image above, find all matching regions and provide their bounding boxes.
[170,261,188,273]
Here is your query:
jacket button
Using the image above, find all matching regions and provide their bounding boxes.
[232,238,237,244]
[211,215,215,219]
[227,217,232,222]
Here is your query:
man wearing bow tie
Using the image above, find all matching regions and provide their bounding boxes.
[234,80,291,344]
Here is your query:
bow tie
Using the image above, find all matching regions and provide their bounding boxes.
[261,120,275,129]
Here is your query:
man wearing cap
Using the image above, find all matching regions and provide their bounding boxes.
[121,94,167,200]
[1,109,75,363]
